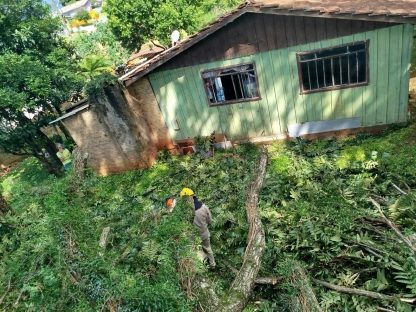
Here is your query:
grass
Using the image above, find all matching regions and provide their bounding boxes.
[0,146,258,311]
[1,124,416,311]
[257,124,416,311]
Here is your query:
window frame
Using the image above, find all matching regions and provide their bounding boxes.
[201,62,261,107]
[296,40,370,94]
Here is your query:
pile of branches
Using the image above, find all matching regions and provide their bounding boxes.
[257,133,416,311]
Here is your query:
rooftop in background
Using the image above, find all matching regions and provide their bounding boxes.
[119,43,165,74]
[119,0,416,86]
[61,0,90,15]
[130,45,165,60]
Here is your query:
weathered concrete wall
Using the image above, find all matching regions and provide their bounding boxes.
[123,77,173,150]
[63,86,157,175]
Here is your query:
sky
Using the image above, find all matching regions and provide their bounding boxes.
[43,0,62,11]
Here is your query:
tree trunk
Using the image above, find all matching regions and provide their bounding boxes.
[35,130,64,176]
[0,193,9,215]
[196,148,268,312]
[56,122,75,146]
[67,147,88,192]
[289,264,323,312]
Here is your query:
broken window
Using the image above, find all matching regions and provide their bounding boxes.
[297,41,368,93]
[202,64,260,105]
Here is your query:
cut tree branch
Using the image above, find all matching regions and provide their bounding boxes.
[0,278,11,306]
[220,148,268,311]
[222,260,281,285]
[392,182,407,195]
[313,278,416,303]
[369,198,416,261]
[195,148,268,312]
[377,307,395,312]
[255,277,281,285]
[290,264,323,312]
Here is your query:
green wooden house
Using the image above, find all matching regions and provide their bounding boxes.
[120,0,416,145]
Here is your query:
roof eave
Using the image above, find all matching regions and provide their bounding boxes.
[119,4,250,86]
[120,4,416,87]
[253,6,416,23]
[49,103,90,125]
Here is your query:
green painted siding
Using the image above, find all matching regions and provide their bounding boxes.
[149,24,413,141]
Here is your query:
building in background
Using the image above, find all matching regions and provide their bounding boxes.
[52,0,416,174]
[121,0,415,143]
[61,0,91,18]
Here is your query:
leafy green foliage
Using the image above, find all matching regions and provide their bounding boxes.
[194,132,215,157]
[105,0,203,49]
[83,72,117,99]
[0,0,82,173]
[0,145,257,310]
[258,125,416,311]
[79,55,112,79]
[60,0,77,5]
[2,124,416,311]
[105,0,242,50]
[71,23,129,67]
[74,9,90,22]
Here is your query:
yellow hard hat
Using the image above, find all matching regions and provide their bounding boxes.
[180,187,194,197]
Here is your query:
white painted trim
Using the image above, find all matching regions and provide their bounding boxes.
[49,104,90,124]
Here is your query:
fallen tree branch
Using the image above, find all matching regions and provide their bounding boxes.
[0,278,11,306]
[369,194,388,204]
[403,181,411,192]
[13,289,23,308]
[195,148,268,311]
[392,182,407,195]
[355,241,405,264]
[290,264,323,312]
[255,277,281,285]
[369,198,416,262]
[220,148,268,311]
[362,216,388,225]
[357,243,383,259]
[222,260,281,285]
[313,278,416,303]
[377,307,395,312]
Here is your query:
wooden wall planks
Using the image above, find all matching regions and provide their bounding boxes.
[157,13,393,72]
[147,24,413,141]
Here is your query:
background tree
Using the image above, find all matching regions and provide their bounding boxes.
[71,23,129,67]
[79,55,113,79]
[104,0,242,51]
[104,0,205,51]
[59,0,77,5]
[74,9,90,23]
[0,0,83,175]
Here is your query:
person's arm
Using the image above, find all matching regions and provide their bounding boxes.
[206,206,212,225]
[56,152,63,161]
[63,149,72,162]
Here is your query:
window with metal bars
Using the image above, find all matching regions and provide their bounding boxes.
[201,64,260,105]
[297,41,369,93]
